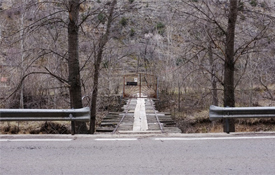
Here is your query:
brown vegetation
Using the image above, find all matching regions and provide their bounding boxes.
[0,0,274,134]
[156,86,275,133]
[0,121,71,134]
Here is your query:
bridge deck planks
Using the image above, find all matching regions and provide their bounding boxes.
[96,98,181,133]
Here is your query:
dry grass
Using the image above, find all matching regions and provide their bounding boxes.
[159,86,275,133]
[0,112,106,134]
[173,109,275,133]
[0,121,72,134]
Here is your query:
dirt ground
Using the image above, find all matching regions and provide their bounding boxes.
[173,110,275,133]
[0,121,72,134]
[1,99,274,134]
[1,117,274,134]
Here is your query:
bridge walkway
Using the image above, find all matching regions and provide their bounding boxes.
[97,96,181,134]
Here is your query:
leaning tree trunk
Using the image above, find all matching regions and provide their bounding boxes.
[90,0,117,134]
[223,0,238,132]
[68,0,88,134]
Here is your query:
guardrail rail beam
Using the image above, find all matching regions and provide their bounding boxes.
[0,107,90,135]
[209,105,275,133]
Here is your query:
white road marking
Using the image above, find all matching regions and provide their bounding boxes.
[154,136,275,141]
[95,138,138,141]
[0,139,73,142]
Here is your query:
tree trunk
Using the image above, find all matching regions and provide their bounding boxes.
[90,0,117,134]
[223,0,238,132]
[208,43,218,106]
[68,0,87,134]
[20,1,25,109]
[178,80,181,112]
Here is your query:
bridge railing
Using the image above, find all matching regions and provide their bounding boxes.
[209,105,275,133]
[0,107,90,135]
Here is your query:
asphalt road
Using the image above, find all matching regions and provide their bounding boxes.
[1,133,275,175]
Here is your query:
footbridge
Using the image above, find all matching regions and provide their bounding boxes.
[97,73,181,133]
[97,94,181,133]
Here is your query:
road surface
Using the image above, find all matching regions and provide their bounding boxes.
[1,133,275,174]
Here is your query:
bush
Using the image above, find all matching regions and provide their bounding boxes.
[250,0,258,7]
[260,2,267,8]
[156,22,165,30]
[156,22,165,35]
[130,28,135,37]
[120,17,128,27]
[238,2,244,11]
[98,13,106,24]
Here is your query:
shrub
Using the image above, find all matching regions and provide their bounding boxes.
[260,2,267,8]
[250,0,258,7]
[98,13,106,24]
[120,17,128,26]
[130,28,135,37]
[156,22,165,35]
[156,22,165,30]
[238,2,244,11]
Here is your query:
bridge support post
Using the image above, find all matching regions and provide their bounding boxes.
[123,76,125,98]
[139,73,141,98]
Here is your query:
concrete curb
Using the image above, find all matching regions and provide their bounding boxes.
[1,131,274,139]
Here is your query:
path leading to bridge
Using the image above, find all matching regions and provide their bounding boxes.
[97,96,181,134]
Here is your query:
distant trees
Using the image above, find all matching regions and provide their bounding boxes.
[1,0,274,134]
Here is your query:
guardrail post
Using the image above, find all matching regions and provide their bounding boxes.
[71,121,75,135]
[70,114,75,135]
[224,107,230,134]
[223,106,235,134]
[139,73,141,98]
[225,118,230,134]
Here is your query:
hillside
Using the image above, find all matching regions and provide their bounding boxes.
[0,0,275,133]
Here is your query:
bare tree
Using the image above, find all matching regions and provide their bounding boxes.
[174,0,274,131]
[90,0,117,134]
[223,0,238,132]
[67,0,88,133]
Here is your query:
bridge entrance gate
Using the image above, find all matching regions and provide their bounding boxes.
[122,73,158,98]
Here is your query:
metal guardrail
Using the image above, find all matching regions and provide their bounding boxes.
[209,105,275,133]
[209,105,275,121]
[0,107,90,134]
